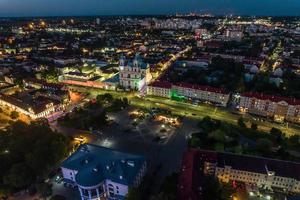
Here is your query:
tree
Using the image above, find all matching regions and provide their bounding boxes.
[125,187,142,200]
[189,136,201,148]
[198,116,215,133]
[202,176,222,200]
[36,183,52,199]
[50,195,66,200]
[0,120,71,191]
[256,138,273,155]
[287,135,300,148]
[42,67,58,83]
[209,129,226,143]
[270,128,284,143]
[96,93,113,103]
[202,176,235,200]
[220,182,235,200]
[214,143,225,152]
[237,117,246,128]
[10,111,19,119]
[3,163,34,188]
[251,123,258,131]
[150,173,179,200]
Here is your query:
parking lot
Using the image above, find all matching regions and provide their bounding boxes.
[51,107,201,199]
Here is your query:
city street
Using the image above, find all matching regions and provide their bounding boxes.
[68,86,300,136]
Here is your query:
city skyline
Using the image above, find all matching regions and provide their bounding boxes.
[0,0,300,17]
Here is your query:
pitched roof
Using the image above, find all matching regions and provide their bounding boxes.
[148,81,172,89]
[178,149,200,200]
[217,152,300,180]
[174,82,229,95]
[242,92,300,106]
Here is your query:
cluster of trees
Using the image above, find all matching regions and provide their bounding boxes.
[126,173,179,200]
[169,56,244,91]
[220,38,263,57]
[125,172,236,200]
[0,120,71,196]
[41,66,59,83]
[58,93,129,130]
[96,93,129,112]
[58,104,108,130]
[170,54,300,99]
[243,69,300,99]
[189,116,300,161]
[202,176,235,200]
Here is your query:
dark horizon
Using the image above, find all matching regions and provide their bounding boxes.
[1,14,300,19]
[0,0,300,17]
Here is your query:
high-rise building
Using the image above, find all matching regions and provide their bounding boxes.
[96,18,100,25]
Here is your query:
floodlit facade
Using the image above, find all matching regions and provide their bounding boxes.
[61,144,147,200]
[239,92,300,123]
[119,54,152,91]
[0,94,63,119]
[203,151,300,193]
[179,149,300,200]
[147,81,172,98]
[147,81,230,107]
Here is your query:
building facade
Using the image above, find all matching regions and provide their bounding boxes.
[239,92,300,123]
[147,81,230,107]
[0,94,64,119]
[147,81,172,98]
[119,55,152,91]
[178,149,300,200]
[204,151,300,193]
[61,144,147,200]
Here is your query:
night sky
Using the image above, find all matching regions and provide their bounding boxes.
[0,0,299,17]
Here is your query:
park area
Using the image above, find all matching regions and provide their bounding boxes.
[189,116,300,162]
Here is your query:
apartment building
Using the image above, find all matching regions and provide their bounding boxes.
[147,81,230,107]
[178,149,300,200]
[147,81,172,98]
[239,92,300,123]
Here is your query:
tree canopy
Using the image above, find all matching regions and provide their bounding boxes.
[0,120,71,193]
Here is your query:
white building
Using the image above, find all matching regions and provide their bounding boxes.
[200,150,300,193]
[147,81,230,107]
[119,54,152,91]
[172,83,230,107]
[61,144,147,200]
[239,92,300,123]
[225,29,244,41]
[147,81,172,98]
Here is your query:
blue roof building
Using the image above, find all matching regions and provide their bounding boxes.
[61,144,147,200]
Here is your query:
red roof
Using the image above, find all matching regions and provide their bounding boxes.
[174,82,229,95]
[178,149,218,200]
[242,92,300,106]
[203,41,223,48]
[148,81,172,89]
[178,149,199,200]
